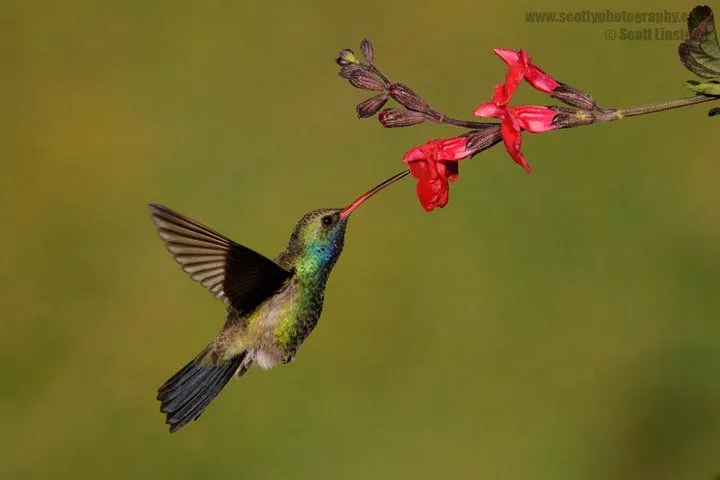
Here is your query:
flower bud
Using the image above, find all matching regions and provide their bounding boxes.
[336,49,359,66]
[549,106,596,129]
[388,83,429,112]
[338,64,365,79]
[360,38,375,64]
[463,124,503,153]
[356,94,389,118]
[348,71,386,91]
[378,108,427,127]
[550,83,597,111]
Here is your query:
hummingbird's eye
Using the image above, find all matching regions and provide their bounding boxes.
[321,215,334,226]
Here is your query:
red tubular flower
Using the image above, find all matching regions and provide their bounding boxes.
[474,86,557,172]
[493,48,560,99]
[402,137,472,212]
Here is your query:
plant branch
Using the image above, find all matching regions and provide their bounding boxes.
[424,109,498,129]
[609,94,719,120]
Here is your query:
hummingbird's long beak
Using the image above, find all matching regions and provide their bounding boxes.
[339,170,410,220]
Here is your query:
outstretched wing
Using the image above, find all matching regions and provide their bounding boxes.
[148,204,292,314]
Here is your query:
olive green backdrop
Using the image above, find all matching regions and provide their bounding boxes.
[2,1,719,479]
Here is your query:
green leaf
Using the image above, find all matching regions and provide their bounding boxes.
[679,6,720,78]
[708,106,720,116]
[685,78,720,95]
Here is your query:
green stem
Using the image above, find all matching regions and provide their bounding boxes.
[612,94,719,120]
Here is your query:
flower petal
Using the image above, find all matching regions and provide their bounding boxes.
[501,118,532,172]
[473,102,504,118]
[416,178,438,212]
[407,159,431,179]
[511,105,558,133]
[437,137,471,161]
[500,65,525,105]
[492,48,560,99]
[488,84,507,105]
[440,160,460,182]
[404,136,470,211]
[525,66,560,94]
[403,145,426,163]
[436,181,450,208]
[518,49,531,67]
[493,48,522,66]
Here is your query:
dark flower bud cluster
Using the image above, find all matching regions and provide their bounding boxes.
[336,39,441,125]
[336,39,500,138]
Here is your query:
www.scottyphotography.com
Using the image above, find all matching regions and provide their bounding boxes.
[525,9,688,24]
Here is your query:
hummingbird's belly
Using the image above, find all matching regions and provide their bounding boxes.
[252,348,281,370]
[234,280,323,369]
[246,316,287,370]
[240,281,305,369]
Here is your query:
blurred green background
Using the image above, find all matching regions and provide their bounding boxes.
[2,0,720,479]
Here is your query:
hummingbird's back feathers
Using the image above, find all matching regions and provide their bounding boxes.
[149,204,292,314]
[157,347,249,433]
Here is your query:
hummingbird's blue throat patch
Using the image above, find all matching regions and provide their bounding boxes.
[304,233,344,271]
[293,221,346,283]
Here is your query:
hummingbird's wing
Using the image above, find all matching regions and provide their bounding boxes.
[149,204,292,314]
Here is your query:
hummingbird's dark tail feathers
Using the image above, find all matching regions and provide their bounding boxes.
[157,348,248,433]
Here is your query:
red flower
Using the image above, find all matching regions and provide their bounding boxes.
[402,137,472,212]
[493,48,560,104]
[474,85,557,172]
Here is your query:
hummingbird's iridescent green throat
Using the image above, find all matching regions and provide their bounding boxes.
[150,169,408,432]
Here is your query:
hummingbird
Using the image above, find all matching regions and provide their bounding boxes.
[150,170,408,432]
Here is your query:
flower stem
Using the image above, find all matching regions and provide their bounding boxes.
[425,109,498,129]
[613,95,719,120]
[368,64,392,87]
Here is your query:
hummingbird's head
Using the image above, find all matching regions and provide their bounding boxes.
[286,170,410,282]
[286,208,348,281]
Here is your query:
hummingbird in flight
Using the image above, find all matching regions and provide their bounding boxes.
[150,170,408,432]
